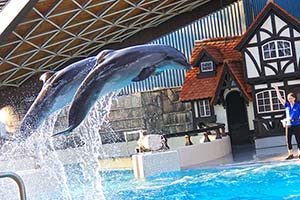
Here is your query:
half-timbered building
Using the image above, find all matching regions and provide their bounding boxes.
[236,2,300,138]
[180,1,300,148]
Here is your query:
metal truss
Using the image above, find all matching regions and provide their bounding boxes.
[0,0,210,88]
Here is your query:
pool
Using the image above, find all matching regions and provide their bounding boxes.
[1,99,298,200]
[100,161,300,200]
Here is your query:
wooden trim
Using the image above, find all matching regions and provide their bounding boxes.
[213,63,249,105]
[192,49,220,66]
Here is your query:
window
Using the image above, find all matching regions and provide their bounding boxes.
[193,99,211,117]
[263,40,292,60]
[200,61,213,72]
[256,89,285,113]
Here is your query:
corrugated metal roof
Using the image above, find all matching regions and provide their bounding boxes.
[0,0,220,88]
[243,0,300,27]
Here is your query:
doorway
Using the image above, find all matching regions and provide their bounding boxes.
[226,91,251,145]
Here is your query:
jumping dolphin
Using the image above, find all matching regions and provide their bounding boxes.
[18,53,112,139]
[54,44,191,136]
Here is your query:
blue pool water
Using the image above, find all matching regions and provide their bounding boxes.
[100,161,300,200]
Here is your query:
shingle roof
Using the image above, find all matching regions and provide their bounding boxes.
[180,36,251,103]
[180,66,224,103]
[190,36,242,64]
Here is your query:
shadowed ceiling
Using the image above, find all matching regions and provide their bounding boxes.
[0,0,236,89]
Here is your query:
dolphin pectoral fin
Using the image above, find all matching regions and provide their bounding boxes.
[52,126,74,137]
[132,66,156,82]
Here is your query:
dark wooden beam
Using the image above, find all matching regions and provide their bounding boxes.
[0,0,40,45]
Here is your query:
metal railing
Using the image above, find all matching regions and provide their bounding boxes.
[0,171,26,200]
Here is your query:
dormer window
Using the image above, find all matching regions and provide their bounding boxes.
[263,40,292,60]
[200,61,213,72]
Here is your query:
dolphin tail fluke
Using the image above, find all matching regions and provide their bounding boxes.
[52,126,74,137]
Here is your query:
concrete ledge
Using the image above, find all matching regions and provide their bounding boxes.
[177,136,231,168]
[255,136,298,159]
[132,136,231,178]
[255,136,293,149]
[132,151,180,178]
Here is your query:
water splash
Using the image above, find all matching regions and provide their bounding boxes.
[0,92,119,200]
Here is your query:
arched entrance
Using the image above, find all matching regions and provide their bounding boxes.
[226,91,251,145]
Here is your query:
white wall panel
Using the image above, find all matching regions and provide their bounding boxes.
[261,16,272,32]
[249,35,257,44]
[260,31,270,41]
[275,15,287,34]
[265,66,277,76]
[280,28,290,37]
[283,63,295,73]
[245,52,259,78]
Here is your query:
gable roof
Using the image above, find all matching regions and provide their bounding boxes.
[180,66,224,103]
[180,36,252,104]
[191,36,242,64]
[236,2,300,50]
[190,46,223,65]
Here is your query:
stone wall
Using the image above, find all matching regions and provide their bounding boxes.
[99,87,193,144]
[0,81,193,145]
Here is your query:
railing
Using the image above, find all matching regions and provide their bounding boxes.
[253,118,285,138]
[0,171,26,200]
[165,123,225,138]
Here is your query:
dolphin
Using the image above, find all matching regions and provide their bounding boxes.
[54,44,191,136]
[18,52,112,139]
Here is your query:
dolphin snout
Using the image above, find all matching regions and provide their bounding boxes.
[176,58,192,70]
[165,48,191,70]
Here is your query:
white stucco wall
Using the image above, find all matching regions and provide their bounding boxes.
[214,105,228,132]
[247,102,255,130]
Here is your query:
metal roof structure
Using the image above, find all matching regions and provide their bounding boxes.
[0,0,237,89]
[0,0,9,11]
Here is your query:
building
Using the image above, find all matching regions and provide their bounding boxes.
[180,36,253,145]
[180,1,300,148]
[236,2,300,139]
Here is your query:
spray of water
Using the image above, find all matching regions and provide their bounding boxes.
[0,92,119,200]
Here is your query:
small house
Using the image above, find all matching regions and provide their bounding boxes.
[180,36,253,145]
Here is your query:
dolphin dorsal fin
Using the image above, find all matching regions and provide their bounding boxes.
[39,71,54,84]
[95,49,113,65]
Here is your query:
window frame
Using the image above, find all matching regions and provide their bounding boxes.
[200,61,214,72]
[193,99,211,117]
[262,40,292,60]
[256,89,285,114]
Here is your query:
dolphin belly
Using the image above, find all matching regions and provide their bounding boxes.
[19,56,97,139]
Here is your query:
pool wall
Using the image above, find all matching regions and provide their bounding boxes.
[132,135,231,178]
